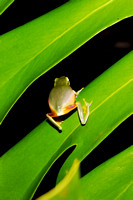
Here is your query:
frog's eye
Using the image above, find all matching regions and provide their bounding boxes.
[66,77,69,82]
[54,78,59,86]
[65,77,70,86]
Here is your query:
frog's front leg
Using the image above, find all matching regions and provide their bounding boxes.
[46,113,62,130]
[76,99,92,125]
[74,88,84,96]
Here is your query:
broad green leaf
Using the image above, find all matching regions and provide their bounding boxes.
[0,51,132,200]
[0,0,14,15]
[81,145,133,200]
[37,146,133,200]
[0,0,133,123]
[36,159,81,200]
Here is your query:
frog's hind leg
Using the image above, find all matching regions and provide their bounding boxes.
[76,99,92,125]
[46,113,62,131]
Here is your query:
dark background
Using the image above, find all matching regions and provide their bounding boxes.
[0,0,133,199]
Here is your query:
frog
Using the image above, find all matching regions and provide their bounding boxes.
[46,76,92,130]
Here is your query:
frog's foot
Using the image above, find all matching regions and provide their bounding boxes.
[83,98,93,108]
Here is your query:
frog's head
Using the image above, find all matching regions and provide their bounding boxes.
[54,76,70,87]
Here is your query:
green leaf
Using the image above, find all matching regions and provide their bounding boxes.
[36,147,133,200]
[36,159,82,200]
[0,0,14,15]
[37,146,133,200]
[81,145,133,200]
[0,0,133,123]
[0,51,132,200]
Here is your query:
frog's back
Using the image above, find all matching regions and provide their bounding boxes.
[48,85,75,115]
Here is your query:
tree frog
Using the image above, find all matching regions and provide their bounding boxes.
[46,76,92,130]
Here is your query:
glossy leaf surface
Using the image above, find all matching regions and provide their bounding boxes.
[37,146,133,200]
[81,146,133,200]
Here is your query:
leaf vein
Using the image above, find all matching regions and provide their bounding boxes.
[114,181,133,200]
[91,79,133,114]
